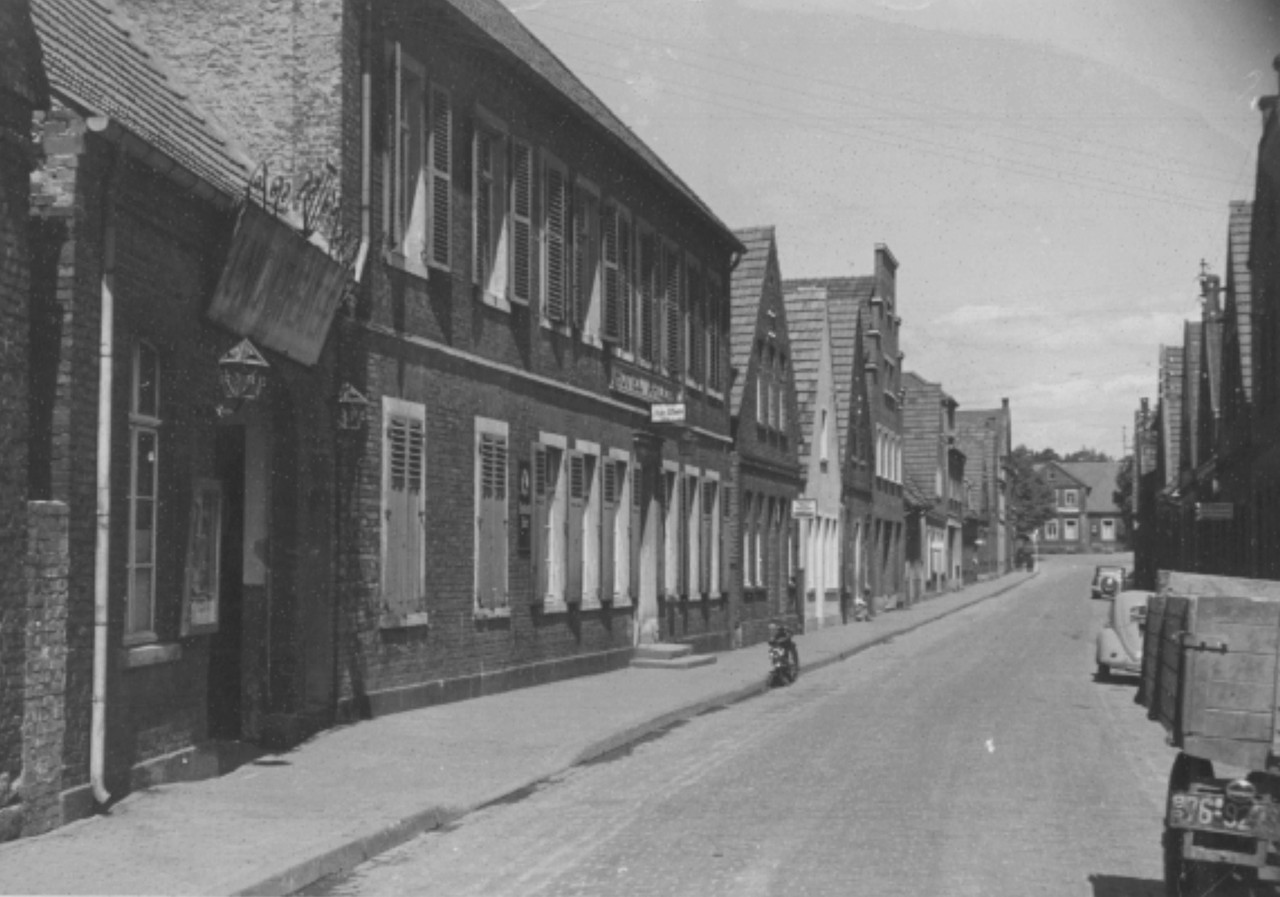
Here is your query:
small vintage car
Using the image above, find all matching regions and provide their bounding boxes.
[1095,588,1148,679]
[1090,564,1126,600]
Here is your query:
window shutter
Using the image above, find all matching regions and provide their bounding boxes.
[384,412,426,612]
[638,233,656,363]
[664,247,681,377]
[544,166,567,321]
[600,460,616,602]
[602,205,621,342]
[532,443,549,602]
[566,451,585,604]
[706,275,721,391]
[687,266,701,384]
[472,130,491,286]
[630,462,642,603]
[427,86,451,268]
[510,141,533,304]
[477,433,508,610]
[572,189,588,328]
[701,481,714,598]
[618,216,633,352]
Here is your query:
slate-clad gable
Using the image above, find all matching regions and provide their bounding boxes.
[782,276,876,462]
[728,226,774,414]
[31,0,250,201]
[782,290,831,467]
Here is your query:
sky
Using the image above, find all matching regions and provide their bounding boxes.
[500,0,1278,458]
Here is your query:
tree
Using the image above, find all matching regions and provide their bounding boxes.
[1032,447,1060,463]
[1063,447,1113,462]
[1009,445,1056,536]
[1113,455,1134,533]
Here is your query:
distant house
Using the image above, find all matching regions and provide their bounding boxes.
[1037,460,1126,553]
[901,371,964,600]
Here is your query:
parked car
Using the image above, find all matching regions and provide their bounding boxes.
[1090,564,1126,600]
[1096,589,1149,679]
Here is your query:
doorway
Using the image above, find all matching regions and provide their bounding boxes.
[208,426,245,739]
[636,464,659,644]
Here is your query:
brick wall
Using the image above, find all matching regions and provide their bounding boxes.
[0,103,32,840]
[18,501,68,838]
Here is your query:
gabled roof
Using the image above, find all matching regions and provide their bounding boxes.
[1035,460,1087,490]
[1,1,48,108]
[1058,460,1124,515]
[729,226,774,413]
[782,276,876,457]
[443,0,739,247]
[31,0,250,200]
[782,285,832,467]
[1228,201,1254,403]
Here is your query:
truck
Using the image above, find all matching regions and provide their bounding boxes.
[1142,570,1280,895]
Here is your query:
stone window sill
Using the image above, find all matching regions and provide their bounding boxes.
[121,642,183,669]
[378,611,431,630]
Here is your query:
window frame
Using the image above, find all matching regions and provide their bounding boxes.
[125,341,161,644]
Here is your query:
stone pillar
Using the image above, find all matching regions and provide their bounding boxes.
[17,502,68,838]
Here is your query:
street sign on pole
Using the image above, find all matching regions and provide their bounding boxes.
[792,498,817,519]
[651,403,686,424]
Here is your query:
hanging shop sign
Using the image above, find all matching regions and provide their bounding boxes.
[207,201,349,366]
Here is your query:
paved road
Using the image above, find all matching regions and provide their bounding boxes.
[304,555,1175,896]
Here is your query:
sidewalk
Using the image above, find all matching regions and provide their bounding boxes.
[0,571,1037,896]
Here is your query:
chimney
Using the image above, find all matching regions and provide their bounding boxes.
[874,243,897,307]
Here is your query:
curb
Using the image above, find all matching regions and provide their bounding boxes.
[235,571,1037,896]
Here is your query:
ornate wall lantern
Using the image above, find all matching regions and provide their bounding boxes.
[335,382,370,431]
[218,338,270,409]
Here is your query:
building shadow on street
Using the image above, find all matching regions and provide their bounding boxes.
[1088,874,1164,897]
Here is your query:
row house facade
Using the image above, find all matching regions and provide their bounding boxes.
[901,371,964,601]
[957,399,1013,577]
[783,244,905,612]
[783,278,860,628]
[1134,56,1280,585]
[117,0,748,711]
[727,227,803,644]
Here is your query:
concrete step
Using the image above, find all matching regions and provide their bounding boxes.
[631,653,718,670]
[632,643,693,661]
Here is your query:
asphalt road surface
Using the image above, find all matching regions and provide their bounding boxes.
[303,554,1177,897]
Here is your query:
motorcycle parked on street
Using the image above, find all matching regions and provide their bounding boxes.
[766,623,799,687]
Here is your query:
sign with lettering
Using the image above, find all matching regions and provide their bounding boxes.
[610,366,679,405]
[651,403,686,424]
[792,498,817,519]
[1196,502,1234,521]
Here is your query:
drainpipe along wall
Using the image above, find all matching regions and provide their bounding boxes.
[89,119,118,806]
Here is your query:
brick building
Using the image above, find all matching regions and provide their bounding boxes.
[0,0,50,840]
[25,0,368,828]
[122,0,744,715]
[901,371,964,599]
[783,244,905,610]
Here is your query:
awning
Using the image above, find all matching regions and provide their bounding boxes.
[207,202,349,366]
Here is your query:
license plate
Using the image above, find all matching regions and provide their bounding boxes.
[1169,792,1280,837]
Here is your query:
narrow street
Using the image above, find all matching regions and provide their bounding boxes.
[304,555,1171,897]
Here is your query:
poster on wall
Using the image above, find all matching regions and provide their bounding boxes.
[182,479,223,636]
